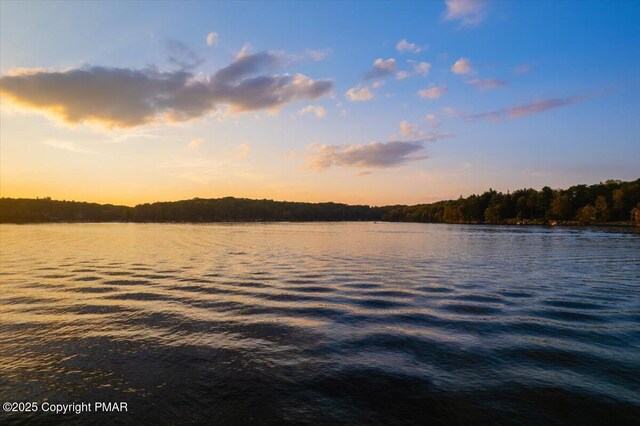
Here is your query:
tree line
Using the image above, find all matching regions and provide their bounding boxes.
[0,197,386,223]
[383,178,640,225]
[1,178,638,225]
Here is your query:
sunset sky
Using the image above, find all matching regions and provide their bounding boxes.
[1,0,638,206]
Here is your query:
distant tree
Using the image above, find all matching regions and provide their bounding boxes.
[578,204,596,225]
[484,194,504,224]
[612,189,626,212]
[549,193,572,220]
[595,196,609,222]
[536,186,554,219]
[516,195,527,219]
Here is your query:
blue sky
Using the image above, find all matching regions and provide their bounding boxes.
[0,0,638,205]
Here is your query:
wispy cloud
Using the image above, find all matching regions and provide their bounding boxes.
[163,39,204,70]
[399,120,419,138]
[396,71,409,80]
[0,50,333,128]
[443,106,458,116]
[514,64,532,75]
[305,48,332,61]
[235,43,252,59]
[364,58,397,80]
[42,139,95,153]
[418,85,448,99]
[465,96,587,121]
[306,140,427,169]
[396,39,424,54]
[451,57,473,74]
[345,86,374,102]
[444,0,486,27]
[413,61,431,76]
[160,159,263,184]
[159,143,252,182]
[399,120,453,141]
[189,138,204,148]
[206,32,219,47]
[236,143,251,159]
[298,105,327,118]
[159,158,211,168]
[469,78,509,90]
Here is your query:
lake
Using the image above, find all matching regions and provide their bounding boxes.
[1,223,639,425]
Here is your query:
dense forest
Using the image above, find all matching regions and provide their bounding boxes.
[384,178,640,225]
[0,197,386,223]
[1,178,639,225]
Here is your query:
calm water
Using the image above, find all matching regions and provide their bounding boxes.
[1,223,639,425]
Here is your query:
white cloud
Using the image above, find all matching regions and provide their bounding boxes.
[396,39,423,53]
[396,71,409,80]
[372,81,384,89]
[418,86,448,99]
[444,0,486,27]
[374,58,396,70]
[206,32,219,46]
[451,57,473,74]
[345,86,374,102]
[413,61,431,76]
[236,43,252,58]
[364,58,397,79]
[298,105,327,118]
[426,114,437,121]
[189,138,204,148]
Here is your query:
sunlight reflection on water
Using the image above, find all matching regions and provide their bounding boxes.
[1,223,639,424]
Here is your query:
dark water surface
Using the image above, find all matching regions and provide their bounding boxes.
[1,223,639,425]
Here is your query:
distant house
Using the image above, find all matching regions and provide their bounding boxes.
[632,207,640,222]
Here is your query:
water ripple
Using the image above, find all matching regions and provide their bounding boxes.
[1,222,639,425]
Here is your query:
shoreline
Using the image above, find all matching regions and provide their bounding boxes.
[1,220,637,227]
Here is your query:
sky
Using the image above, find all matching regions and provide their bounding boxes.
[0,0,639,206]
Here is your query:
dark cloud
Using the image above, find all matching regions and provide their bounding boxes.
[465,96,585,121]
[0,67,212,127]
[307,140,427,169]
[0,51,333,128]
[213,51,284,83]
[213,73,333,114]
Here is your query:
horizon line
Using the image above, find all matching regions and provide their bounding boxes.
[2,177,637,208]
